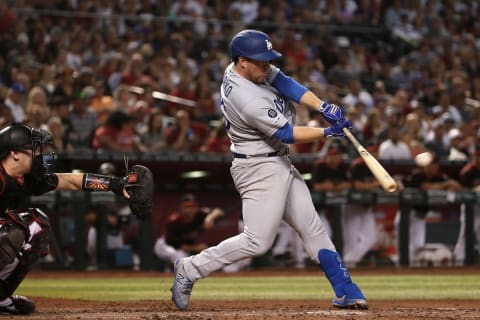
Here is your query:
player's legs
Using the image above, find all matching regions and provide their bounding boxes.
[0,209,49,314]
[282,167,335,259]
[342,205,377,267]
[183,157,291,280]
[283,168,367,309]
[453,204,480,265]
[153,236,188,265]
[272,221,294,257]
[453,204,466,265]
[409,210,426,266]
[172,158,292,310]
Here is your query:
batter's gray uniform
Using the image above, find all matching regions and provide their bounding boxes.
[180,63,334,280]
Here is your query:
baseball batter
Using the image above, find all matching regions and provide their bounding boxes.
[171,29,367,310]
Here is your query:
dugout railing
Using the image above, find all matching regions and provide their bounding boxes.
[26,152,476,270]
[29,188,477,270]
[311,189,477,267]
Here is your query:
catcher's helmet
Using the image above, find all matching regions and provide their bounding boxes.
[0,123,54,160]
[229,29,282,61]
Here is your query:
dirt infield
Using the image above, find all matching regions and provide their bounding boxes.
[9,268,480,320]
[9,298,479,320]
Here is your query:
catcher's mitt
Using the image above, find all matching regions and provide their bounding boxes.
[124,165,154,219]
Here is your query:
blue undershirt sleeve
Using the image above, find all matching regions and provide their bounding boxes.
[271,71,308,104]
[272,122,294,144]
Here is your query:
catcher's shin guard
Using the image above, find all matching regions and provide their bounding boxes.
[0,221,27,269]
[318,249,368,309]
[0,208,51,301]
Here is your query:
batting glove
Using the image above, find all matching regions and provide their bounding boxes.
[324,119,352,137]
[319,102,343,126]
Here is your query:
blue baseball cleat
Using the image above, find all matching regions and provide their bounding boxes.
[171,258,196,310]
[332,283,368,309]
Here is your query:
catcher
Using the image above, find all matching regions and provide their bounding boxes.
[0,122,153,314]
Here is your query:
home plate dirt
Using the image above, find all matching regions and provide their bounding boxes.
[11,268,480,320]
[9,298,480,320]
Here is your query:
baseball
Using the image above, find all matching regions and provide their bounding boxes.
[415,152,433,167]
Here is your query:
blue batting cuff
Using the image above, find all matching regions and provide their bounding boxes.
[271,71,308,103]
[273,123,294,144]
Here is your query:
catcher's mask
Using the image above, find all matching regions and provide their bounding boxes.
[0,122,56,173]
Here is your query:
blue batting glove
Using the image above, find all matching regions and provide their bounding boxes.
[324,119,352,138]
[319,102,343,126]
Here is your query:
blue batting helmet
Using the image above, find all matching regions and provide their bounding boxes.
[229,29,282,61]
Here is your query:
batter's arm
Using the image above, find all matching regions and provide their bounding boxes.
[293,126,345,143]
[299,90,325,111]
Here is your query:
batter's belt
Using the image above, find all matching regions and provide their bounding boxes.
[233,148,289,159]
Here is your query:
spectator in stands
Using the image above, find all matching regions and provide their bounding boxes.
[447,128,469,161]
[153,194,224,269]
[37,65,57,96]
[166,67,196,119]
[47,116,73,152]
[0,101,12,127]
[23,86,50,130]
[112,84,134,114]
[165,110,208,152]
[68,87,97,149]
[432,91,462,125]
[327,50,354,88]
[195,71,219,123]
[424,119,448,158]
[402,112,425,157]
[129,100,151,140]
[362,108,382,145]
[342,78,374,113]
[378,126,412,160]
[392,11,423,47]
[4,82,26,122]
[120,52,146,86]
[90,80,116,125]
[201,122,230,154]
[454,144,480,265]
[396,152,461,266]
[141,109,168,153]
[92,110,147,152]
[52,66,77,105]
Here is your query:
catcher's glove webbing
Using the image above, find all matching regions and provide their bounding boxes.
[123,165,154,219]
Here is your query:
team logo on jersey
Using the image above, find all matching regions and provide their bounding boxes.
[268,109,277,118]
[265,39,273,51]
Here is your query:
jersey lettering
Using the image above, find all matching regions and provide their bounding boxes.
[220,98,231,130]
[274,95,285,113]
[222,75,233,97]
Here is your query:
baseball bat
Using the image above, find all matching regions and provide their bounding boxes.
[128,85,197,107]
[343,128,398,193]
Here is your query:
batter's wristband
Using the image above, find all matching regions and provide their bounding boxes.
[82,173,124,195]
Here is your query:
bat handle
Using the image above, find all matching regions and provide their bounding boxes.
[343,127,361,149]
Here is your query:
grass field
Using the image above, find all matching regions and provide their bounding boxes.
[18,273,480,302]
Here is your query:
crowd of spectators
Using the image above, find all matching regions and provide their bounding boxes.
[0,0,479,163]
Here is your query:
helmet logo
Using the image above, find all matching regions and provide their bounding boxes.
[265,39,273,51]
